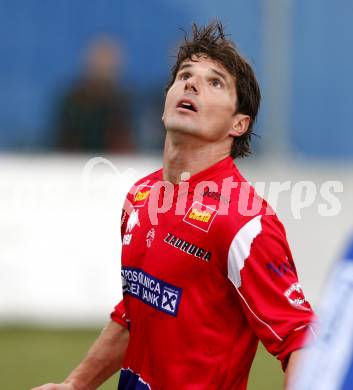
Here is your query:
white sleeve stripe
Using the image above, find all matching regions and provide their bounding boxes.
[308,325,317,340]
[293,324,308,332]
[235,285,284,342]
[227,214,262,288]
[294,324,317,340]
[227,214,283,342]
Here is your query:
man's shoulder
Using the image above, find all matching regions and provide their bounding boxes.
[132,168,163,188]
[124,168,163,202]
[219,169,282,237]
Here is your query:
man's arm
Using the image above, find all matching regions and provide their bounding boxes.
[284,350,301,389]
[31,320,129,390]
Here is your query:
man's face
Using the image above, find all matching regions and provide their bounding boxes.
[163,55,238,142]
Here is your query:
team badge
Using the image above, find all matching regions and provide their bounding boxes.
[146,228,156,248]
[183,201,218,232]
[284,283,311,311]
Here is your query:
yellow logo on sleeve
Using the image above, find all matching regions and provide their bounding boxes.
[133,185,153,207]
[134,190,150,202]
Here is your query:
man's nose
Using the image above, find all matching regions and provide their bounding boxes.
[184,77,199,94]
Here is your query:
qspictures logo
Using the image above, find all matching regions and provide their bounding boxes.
[79,158,344,223]
[183,201,218,232]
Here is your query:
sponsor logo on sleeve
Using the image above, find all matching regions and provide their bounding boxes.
[133,185,152,208]
[266,259,296,279]
[126,209,139,233]
[164,232,212,262]
[121,267,183,316]
[123,209,140,246]
[122,234,132,246]
[183,201,218,232]
[284,283,311,311]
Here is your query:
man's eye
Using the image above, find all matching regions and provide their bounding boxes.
[179,73,190,80]
[211,79,222,88]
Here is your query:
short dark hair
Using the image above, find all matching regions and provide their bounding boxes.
[166,21,261,158]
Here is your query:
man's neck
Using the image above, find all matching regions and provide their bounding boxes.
[162,133,231,183]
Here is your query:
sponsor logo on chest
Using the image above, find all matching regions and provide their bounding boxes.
[202,188,230,205]
[121,267,182,316]
[164,232,212,262]
[183,201,218,232]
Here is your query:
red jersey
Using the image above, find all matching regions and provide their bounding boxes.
[111,156,314,390]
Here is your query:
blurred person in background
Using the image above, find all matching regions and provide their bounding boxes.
[32,21,314,390]
[136,88,166,152]
[289,237,353,390]
[55,37,134,153]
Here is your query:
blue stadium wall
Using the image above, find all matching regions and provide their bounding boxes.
[0,0,352,158]
[291,0,353,158]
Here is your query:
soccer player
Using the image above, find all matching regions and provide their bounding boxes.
[32,21,314,390]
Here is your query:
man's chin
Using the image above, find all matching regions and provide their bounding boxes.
[165,123,198,136]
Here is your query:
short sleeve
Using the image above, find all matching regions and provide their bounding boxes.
[227,214,315,369]
[120,188,135,242]
[110,299,129,329]
[111,189,135,329]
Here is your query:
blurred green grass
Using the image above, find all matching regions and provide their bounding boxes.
[0,327,283,389]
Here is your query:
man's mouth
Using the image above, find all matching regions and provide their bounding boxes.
[177,99,197,112]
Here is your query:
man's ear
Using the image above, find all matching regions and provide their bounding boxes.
[229,114,251,137]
